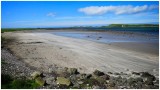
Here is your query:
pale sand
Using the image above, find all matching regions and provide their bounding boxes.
[2,32,159,77]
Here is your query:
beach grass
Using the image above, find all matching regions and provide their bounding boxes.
[1,74,40,89]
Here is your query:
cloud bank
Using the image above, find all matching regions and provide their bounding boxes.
[78,5,158,15]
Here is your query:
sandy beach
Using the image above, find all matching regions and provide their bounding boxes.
[2,31,159,78]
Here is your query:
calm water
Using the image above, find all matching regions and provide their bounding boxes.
[51,27,159,43]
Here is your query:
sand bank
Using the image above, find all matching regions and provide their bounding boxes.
[2,31,159,77]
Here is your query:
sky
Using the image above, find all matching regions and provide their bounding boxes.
[1,1,159,28]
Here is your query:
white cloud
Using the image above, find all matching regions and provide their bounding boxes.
[78,5,158,15]
[46,12,55,17]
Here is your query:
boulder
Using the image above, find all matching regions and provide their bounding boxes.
[67,68,78,74]
[92,85,100,89]
[95,77,106,84]
[127,78,136,86]
[107,81,115,87]
[56,77,71,86]
[132,72,140,75]
[143,77,154,85]
[31,71,42,79]
[48,68,53,73]
[35,77,45,86]
[93,70,105,76]
[79,74,92,80]
[140,72,155,81]
[46,77,55,84]
[100,74,110,80]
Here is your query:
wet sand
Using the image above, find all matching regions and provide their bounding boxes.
[2,31,159,77]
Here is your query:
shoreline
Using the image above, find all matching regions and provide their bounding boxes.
[1,30,159,89]
[2,31,158,76]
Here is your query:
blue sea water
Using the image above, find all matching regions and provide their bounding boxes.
[51,27,159,43]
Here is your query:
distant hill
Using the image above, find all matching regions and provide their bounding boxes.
[102,24,159,28]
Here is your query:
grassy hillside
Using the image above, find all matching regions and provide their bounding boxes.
[104,24,159,28]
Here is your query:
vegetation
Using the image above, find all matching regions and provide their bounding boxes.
[105,24,159,28]
[1,28,38,33]
[1,74,40,89]
[1,24,158,32]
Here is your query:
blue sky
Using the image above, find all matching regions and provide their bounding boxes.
[1,1,159,28]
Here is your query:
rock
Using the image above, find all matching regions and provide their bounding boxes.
[153,79,159,86]
[31,71,42,79]
[100,74,110,80]
[70,75,77,84]
[135,77,143,82]
[67,68,78,75]
[92,85,100,89]
[135,81,143,89]
[108,72,113,74]
[73,83,80,88]
[79,74,92,79]
[56,69,70,77]
[95,77,106,84]
[93,70,105,76]
[56,77,71,86]
[143,77,154,85]
[114,72,120,75]
[140,72,155,81]
[86,74,92,79]
[77,81,83,84]
[48,68,53,73]
[107,81,115,87]
[64,67,68,71]
[79,74,86,79]
[127,78,136,86]
[46,77,55,84]
[35,77,45,86]
[132,72,140,75]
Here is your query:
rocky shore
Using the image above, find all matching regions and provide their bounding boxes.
[1,48,159,89]
[1,31,159,89]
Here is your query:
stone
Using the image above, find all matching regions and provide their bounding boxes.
[48,68,53,73]
[132,72,140,75]
[56,69,70,77]
[92,85,100,89]
[77,81,83,84]
[73,83,80,88]
[108,72,113,74]
[114,72,120,75]
[95,77,106,84]
[46,77,55,84]
[107,81,115,87]
[135,81,143,89]
[79,74,91,80]
[140,72,155,81]
[143,77,154,85]
[67,68,78,75]
[64,67,68,71]
[127,78,136,86]
[35,77,45,86]
[86,74,92,79]
[100,74,110,80]
[56,77,71,86]
[79,74,86,79]
[70,75,77,85]
[135,77,143,82]
[31,71,42,79]
[93,70,105,76]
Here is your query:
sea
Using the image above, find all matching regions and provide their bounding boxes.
[51,27,159,43]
